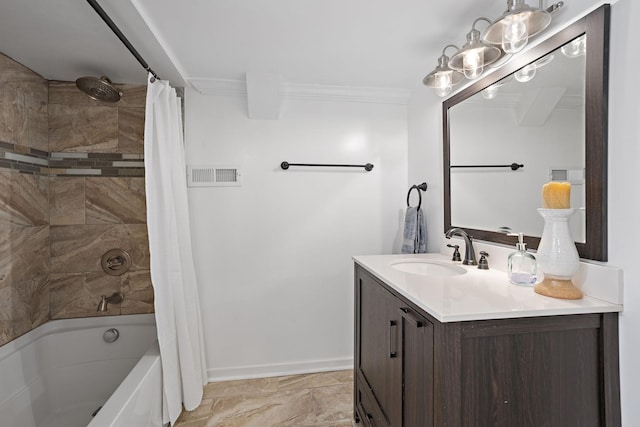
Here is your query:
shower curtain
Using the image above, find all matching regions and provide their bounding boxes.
[143,74,207,425]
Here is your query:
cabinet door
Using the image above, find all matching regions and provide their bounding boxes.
[357,270,402,426]
[401,307,434,427]
[356,374,391,427]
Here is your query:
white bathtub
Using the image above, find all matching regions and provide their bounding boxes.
[0,314,163,427]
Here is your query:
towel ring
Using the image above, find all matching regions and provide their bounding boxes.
[406,182,428,209]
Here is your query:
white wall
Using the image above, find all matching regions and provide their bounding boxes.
[407,89,442,254]
[185,89,408,380]
[408,0,639,423]
[607,1,640,424]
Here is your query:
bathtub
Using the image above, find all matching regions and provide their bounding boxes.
[0,314,163,427]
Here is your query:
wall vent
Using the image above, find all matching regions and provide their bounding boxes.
[187,165,241,187]
[549,168,584,185]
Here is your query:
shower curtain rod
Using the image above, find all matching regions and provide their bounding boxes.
[86,0,160,81]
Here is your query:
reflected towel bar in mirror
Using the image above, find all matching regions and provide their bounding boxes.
[280,161,374,171]
[450,163,524,171]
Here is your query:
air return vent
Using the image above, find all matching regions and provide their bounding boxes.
[549,168,584,185]
[187,165,241,187]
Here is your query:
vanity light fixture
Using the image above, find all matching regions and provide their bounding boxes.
[423,45,465,97]
[449,18,502,79]
[425,1,564,95]
[483,1,563,54]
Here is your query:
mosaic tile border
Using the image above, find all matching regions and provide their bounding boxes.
[0,141,145,177]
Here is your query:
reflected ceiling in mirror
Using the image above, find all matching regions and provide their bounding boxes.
[449,39,587,242]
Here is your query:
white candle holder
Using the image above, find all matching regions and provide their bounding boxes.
[534,208,583,299]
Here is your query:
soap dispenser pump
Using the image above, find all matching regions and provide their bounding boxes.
[507,233,537,286]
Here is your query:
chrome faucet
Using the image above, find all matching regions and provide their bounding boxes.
[97,292,124,312]
[445,228,477,266]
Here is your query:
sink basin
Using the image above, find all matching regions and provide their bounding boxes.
[391,260,467,277]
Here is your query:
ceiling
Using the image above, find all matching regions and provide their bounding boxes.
[0,0,511,91]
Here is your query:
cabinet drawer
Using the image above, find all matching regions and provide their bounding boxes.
[356,381,390,427]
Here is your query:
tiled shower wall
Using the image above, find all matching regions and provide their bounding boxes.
[0,52,154,347]
[0,53,50,346]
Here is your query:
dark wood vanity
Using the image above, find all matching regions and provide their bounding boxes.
[354,264,621,427]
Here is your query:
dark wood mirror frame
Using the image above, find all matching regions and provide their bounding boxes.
[443,4,609,261]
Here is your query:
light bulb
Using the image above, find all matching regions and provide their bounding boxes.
[515,64,536,82]
[463,49,484,79]
[502,18,528,54]
[434,85,453,97]
[482,85,499,100]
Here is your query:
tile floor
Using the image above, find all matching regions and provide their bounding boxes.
[173,370,355,427]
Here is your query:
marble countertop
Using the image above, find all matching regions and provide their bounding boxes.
[353,253,623,323]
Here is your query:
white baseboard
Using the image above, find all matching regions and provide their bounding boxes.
[207,357,353,383]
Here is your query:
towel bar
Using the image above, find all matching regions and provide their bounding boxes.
[280,161,374,171]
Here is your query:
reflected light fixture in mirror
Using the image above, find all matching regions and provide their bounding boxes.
[515,63,537,81]
[561,34,586,57]
[423,45,465,97]
[482,84,499,99]
[483,0,557,54]
[449,18,502,79]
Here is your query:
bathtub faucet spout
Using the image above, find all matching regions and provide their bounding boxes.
[97,292,124,312]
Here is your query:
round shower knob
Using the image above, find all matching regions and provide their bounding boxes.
[101,249,132,276]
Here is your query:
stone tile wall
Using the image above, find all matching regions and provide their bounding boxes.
[0,53,50,345]
[47,81,153,320]
[0,52,154,347]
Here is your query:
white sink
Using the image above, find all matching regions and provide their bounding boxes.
[391,260,467,277]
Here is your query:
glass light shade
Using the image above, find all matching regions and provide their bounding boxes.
[515,63,536,82]
[432,72,453,97]
[483,1,551,49]
[434,72,452,89]
[463,49,484,79]
[501,17,529,53]
[435,84,453,97]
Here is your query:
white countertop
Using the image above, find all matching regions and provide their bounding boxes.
[353,253,623,323]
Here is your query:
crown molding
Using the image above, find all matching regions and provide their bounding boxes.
[188,77,411,105]
[189,78,247,96]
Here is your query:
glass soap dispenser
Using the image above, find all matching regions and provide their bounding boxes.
[507,233,537,286]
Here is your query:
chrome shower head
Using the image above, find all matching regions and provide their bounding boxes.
[75,76,123,102]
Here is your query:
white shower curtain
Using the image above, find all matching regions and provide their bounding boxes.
[143,74,207,425]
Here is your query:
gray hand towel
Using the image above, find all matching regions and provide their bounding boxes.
[401,207,427,254]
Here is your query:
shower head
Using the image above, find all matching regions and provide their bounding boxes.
[75,76,123,102]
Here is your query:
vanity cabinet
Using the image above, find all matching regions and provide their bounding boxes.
[354,264,621,427]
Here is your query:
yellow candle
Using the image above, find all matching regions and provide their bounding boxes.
[542,181,571,209]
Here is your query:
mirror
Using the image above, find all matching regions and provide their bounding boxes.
[443,5,609,261]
